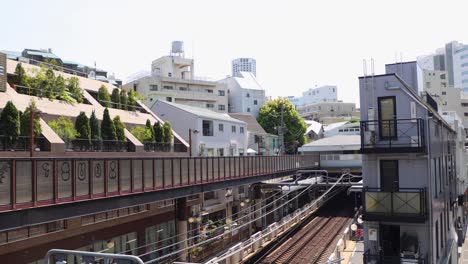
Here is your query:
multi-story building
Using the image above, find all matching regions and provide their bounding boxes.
[232,58,256,77]
[151,100,247,156]
[124,42,228,113]
[359,63,461,264]
[220,71,265,117]
[301,85,337,105]
[297,101,358,123]
[285,96,302,108]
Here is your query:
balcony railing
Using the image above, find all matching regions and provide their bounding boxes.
[65,139,130,152]
[364,250,426,264]
[363,187,427,222]
[143,142,187,152]
[0,136,48,152]
[360,118,426,153]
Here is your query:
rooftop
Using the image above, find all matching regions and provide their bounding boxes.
[228,113,266,134]
[299,135,360,152]
[233,71,263,90]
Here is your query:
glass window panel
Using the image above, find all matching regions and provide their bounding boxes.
[16,161,32,203]
[92,160,104,194]
[75,160,89,197]
[133,160,143,191]
[120,160,131,191]
[173,159,181,186]
[37,160,53,201]
[57,161,72,199]
[164,159,172,186]
[0,161,11,205]
[155,159,163,188]
[107,160,118,193]
[144,160,154,188]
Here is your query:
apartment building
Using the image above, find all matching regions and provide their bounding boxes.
[232,58,256,77]
[297,101,358,122]
[151,100,247,156]
[359,64,462,264]
[124,42,228,113]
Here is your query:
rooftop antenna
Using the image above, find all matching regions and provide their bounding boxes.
[363,59,367,77]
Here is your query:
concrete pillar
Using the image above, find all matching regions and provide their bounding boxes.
[176,197,188,262]
[253,185,263,230]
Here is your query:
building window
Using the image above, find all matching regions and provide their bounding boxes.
[247,108,250,112]
[240,127,244,134]
[442,92,446,95]
[133,83,137,92]
[163,85,174,90]
[218,105,225,111]
[149,85,158,91]
[168,73,172,77]
[179,87,188,91]
[166,97,172,102]
[246,93,250,98]
[206,103,214,108]
[426,82,431,88]
[219,124,224,132]
[440,73,446,79]
[206,89,213,93]
[254,100,258,105]
[203,120,213,136]
[218,90,225,96]
[232,126,236,133]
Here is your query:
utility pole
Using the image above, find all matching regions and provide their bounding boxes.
[278,103,285,155]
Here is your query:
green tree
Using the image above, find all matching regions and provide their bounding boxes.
[43,68,56,99]
[13,63,29,93]
[120,90,128,110]
[153,121,164,143]
[113,116,126,142]
[162,121,173,143]
[98,85,111,107]
[128,89,137,111]
[89,110,100,140]
[111,88,121,109]
[48,116,78,142]
[257,98,307,154]
[0,101,20,146]
[20,99,42,137]
[145,119,155,142]
[75,112,91,139]
[130,126,153,142]
[67,77,83,103]
[101,108,116,140]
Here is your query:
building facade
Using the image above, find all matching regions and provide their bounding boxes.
[300,85,337,105]
[124,47,228,113]
[220,71,265,117]
[232,58,256,77]
[359,66,461,264]
[151,100,247,157]
[297,101,358,122]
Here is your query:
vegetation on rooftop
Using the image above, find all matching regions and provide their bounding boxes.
[130,119,172,144]
[97,86,142,111]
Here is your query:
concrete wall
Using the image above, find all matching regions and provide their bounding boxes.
[0,53,6,92]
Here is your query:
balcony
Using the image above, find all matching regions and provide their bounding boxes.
[364,250,426,264]
[360,118,426,154]
[363,187,427,223]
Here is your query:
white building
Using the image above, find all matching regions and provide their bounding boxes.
[297,101,358,123]
[220,71,265,117]
[301,85,337,105]
[151,100,247,156]
[232,58,256,77]
[124,42,228,113]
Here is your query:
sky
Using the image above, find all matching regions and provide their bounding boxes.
[1,0,467,106]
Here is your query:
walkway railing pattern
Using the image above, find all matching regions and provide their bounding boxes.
[0,155,318,212]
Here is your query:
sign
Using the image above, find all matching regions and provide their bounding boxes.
[369,228,377,241]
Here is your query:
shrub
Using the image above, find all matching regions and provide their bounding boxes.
[98,85,111,107]
[0,101,20,145]
[111,88,121,109]
[75,112,91,139]
[113,115,126,142]
[89,110,100,140]
[153,122,164,143]
[145,119,155,142]
[128,89,137,111]
[48,116,78,142]
[120,90,128,110]
[67,77,83,103]
[162,121,173,143]
[101,108,116,140]
[130,126,153,142]
[20,99,42,137]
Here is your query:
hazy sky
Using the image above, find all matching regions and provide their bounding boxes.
[1,0,467,106]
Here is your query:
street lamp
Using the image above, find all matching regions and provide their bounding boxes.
[188,129,199,157]
[30,110,42,157]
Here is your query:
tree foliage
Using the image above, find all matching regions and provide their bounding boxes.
[257,98,307,154]
[0,101,20,144]
[67,77,83,103]
[162,121,173,143]
[89,110,100,140]
[101,108,116,140]
[128,89,137,111]
[113,115,126,142]
[13,63,30,92]
[75,112,91,140]
[98,85,111,107]
[111,88,121,109]
[130,126,153,142]
[120,90,128,110]
[153,122,164,143]
[20,99,42,137]
[48,116,79,142]
[145,119,155,142]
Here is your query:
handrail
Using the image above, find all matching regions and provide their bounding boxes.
[45,249,144,264]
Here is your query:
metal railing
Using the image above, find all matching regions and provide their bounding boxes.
[0,155,318,212]
[25,58,88,77]
[0,135,48,151]
[143,142,187,152]
[364,250,426,264]
[363,187,427,220]
[65,139,130,152]
[360,118,426,152]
